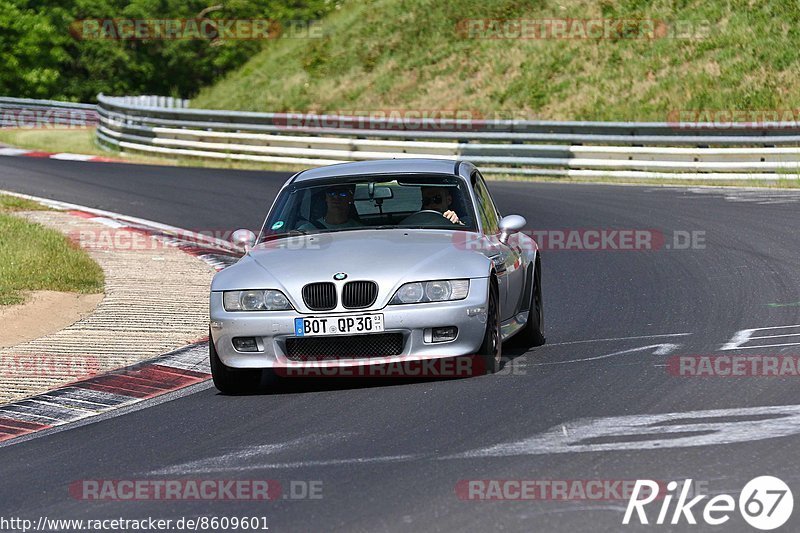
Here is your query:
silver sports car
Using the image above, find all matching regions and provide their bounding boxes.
[209,159,544,392]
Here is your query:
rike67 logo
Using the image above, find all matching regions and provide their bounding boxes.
[623,476,793,530]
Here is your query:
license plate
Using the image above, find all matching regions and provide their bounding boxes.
[294,314,384,337]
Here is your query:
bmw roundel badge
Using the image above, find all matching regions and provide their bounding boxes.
[333,272,348,281]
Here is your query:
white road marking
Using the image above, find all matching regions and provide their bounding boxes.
[546,333,691,347]
[526,343,680,366]
[749,332,800,340]
[721,324,800,350]
[449,404,800,458]
[49,153,96,161]
[730,341,800,349]
[89,216,127,228]
[682,188,800,206]
[721,328,757,350]
[0,148,31,156]
[154,454,425,473]
[150,433,354,475]
[147,404,800,470]
[524,505,631,516]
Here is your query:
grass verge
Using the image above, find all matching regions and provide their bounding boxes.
[0,128,106,157]
[0,195,104,306]
[0,128,308,173]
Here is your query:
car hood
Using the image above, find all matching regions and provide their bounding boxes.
[211,229,495,310]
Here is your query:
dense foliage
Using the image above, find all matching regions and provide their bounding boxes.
[0,0,339,101]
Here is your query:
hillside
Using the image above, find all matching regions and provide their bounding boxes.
[192,0,800,121]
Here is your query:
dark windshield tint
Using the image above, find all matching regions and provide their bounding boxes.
[258,174,476,243]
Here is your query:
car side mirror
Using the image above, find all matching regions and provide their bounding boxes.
[498,215,526,244]
[231,229,257,253]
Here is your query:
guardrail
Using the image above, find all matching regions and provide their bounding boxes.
[94,94,800,179]
[4,95,800,179]
[0,96,99,128]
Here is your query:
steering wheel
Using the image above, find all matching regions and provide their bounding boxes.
[400,209,451,226]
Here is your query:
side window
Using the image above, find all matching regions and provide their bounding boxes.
[471,171,500,234]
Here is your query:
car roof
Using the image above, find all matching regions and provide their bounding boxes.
[292,158,466,183]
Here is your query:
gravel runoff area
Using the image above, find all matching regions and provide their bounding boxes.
[0,210,216,404]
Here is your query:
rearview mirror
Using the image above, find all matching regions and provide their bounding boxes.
[498,214,526,244]
[355,185,394,201]
[231,229,257,252]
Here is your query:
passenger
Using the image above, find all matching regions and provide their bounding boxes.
[298,185,363,230]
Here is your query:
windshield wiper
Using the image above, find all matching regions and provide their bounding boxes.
[259,229,312,243]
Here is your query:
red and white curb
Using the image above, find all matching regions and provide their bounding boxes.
[0,341,211,443]
[0,190,248,444]
[0,146,122,163]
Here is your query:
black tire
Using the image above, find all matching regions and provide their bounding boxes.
[478,281,502,375]
[209,332,263,394]
[515,263,546,347]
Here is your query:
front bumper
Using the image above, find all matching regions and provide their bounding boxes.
[209,278,490,369]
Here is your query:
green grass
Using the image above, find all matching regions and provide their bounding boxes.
[0,128,309,173]
[192,0,800,121]
[0,197,104,306]
[0,128,105,157]
[0,128,184,166]
[0,195,50,212]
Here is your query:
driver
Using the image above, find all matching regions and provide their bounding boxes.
[421,186,463,225]
[298,185,363,230]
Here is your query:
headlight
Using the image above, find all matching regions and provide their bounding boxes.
[223,290,293,311]
[390,279,469,304]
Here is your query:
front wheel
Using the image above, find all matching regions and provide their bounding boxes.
[209,332,264,394]
[515,264,546,347]
[478,282,502,375]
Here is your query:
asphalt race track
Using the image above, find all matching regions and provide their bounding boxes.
[2,157,800,532]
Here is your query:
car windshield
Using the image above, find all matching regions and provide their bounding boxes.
[257,174,476,243]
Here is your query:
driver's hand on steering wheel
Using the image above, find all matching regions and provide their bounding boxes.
[442,210,463,224]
